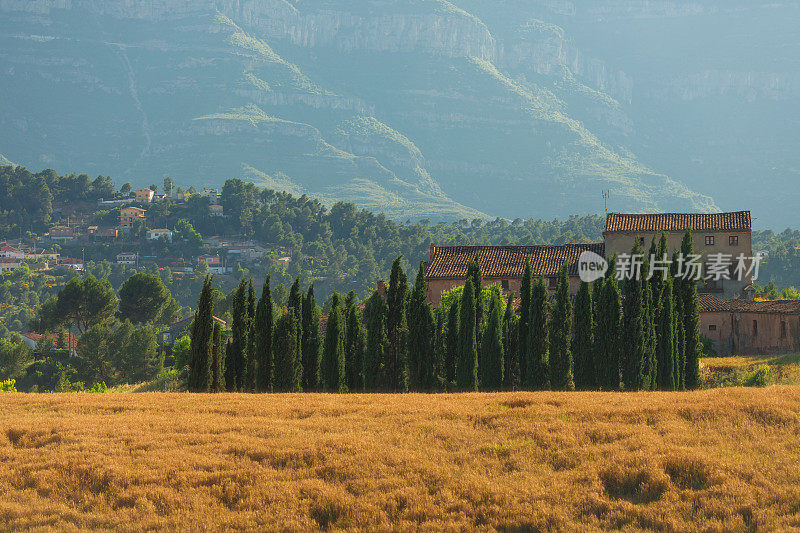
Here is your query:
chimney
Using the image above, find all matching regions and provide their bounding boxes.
[429,242,436,261]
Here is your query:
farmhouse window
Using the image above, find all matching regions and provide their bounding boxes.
[729,235,739,246]
[708,324,717,331]
[705,235,715,246]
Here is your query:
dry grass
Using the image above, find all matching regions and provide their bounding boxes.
[701,354,800,388]
[2,389,800,531]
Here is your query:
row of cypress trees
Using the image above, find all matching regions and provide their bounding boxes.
[189,230,702,393]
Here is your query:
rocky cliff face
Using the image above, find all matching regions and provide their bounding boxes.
[1,0,797,224]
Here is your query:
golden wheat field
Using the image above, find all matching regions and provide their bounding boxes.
[2,389,800,532]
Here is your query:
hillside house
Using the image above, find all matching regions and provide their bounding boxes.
[424,243,604,307]
[147,229,173,243]
[116,252,138,265]
[48,226,78,242]
[19,332,78,355]
[135,188,155,203]
[59,258,84,271]
[0,242,25,259]
[24,248,60,261]
[119,206,146,229]
[87,226,118,239]
[209,204,223,217]
[0,258,22,273]
[603,211,753,299]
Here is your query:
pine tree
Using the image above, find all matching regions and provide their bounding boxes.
[457,277,478,391]
[656,274,677,390]
[444,300,459,387]
[527,277,549,389]
[322,293,346,392]
[502,295,518,389]
[621,243,647,391]
[211,321,223,392]
[596,259,622,391]
[572,280,594,390]
[364,290,388,391]
[345,301,366,392]
[549,264,574,390]
[386,257,409,392]
[480,289,504,391]
[301,284,322,392]
[189,275,214,392]
[680,230,702,389]
[254,274,274,392]
[408,262,436,391]
[273,311,301,392]
[518,262,532,385]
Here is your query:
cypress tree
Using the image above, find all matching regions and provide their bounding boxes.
[211,321,222,392]
[244,279,257,391]
[642,254,657,390]
[597,259,622,390]
[527,277,549,389]
[386,257,409,392]
[364,290,388,391]
[254,274,274,392]
[444,299,459,387]
[457,277,478,391]
[671,250,687,389]
[656,274,677,390]
[189,275,214,392]
[227,279,249,391]
[273,311,302,392]
[301,284,322,392]
[549,264,574,390]
[434,307,446,390]
[345,301,366,392]
[467,254,484,346]
[680,230,702,389]
[288,277,304,363]
[502,294,519,389]
[518,261,532,385]
[408,262,436,391]
[480,289,504,391]
[572,280,594,390]
[322,293,346,392]
[621,243,647,391]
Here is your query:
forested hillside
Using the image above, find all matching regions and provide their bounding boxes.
[7,1,796,222]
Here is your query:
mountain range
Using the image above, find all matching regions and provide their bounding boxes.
[1,1,798,226]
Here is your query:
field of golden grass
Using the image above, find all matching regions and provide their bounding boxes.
[2,388,800,531]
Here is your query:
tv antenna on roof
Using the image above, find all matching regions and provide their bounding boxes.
[602,190,610,215]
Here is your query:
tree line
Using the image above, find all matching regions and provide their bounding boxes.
[188,230,702,393]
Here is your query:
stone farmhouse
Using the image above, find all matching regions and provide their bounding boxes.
[423,210,799,355]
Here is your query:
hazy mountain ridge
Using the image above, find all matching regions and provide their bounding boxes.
[1,0,796,224]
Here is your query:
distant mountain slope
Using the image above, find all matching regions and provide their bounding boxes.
[2,1,791,223]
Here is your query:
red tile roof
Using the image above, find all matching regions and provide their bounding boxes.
[699,294,800,314]
[425,243,605,279]
[604,211,751,234]
[20,332,78,349]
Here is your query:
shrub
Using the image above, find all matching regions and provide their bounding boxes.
[1,378,17,392]
[87,382,107,393]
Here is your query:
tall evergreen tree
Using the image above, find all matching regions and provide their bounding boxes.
[301,284,322,392]
[502,294,519,389]
[656,274,677,390]
[596,259,622,390]
[364,290,388,391]
[527,277,549,389]
[572,280,594,389]
[434,307,446,390]
[386,257,409,392]
[549,264,574,390]
[254,274,274,392]
[444,300,459,387]
[480,289,504,391]
[345,300,366,392]
[642,253,657,390]
[226,279,249,391]
[244,279,257,391]
[188,275,214,392]
[457,277,478,391]
[322,293,347,392]
[288,277,304,364]
[273,311,302,392]
[621,243,648,391]
[518,262,532,385]
[467,254,484,346]
[211,321,223,392]
[671,250,687,390]
[680,230,702,389]
[408,262,436,391]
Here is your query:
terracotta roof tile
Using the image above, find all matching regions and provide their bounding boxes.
[425,243,604,279]
[699,294,800,314]
[604,211,751,234]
